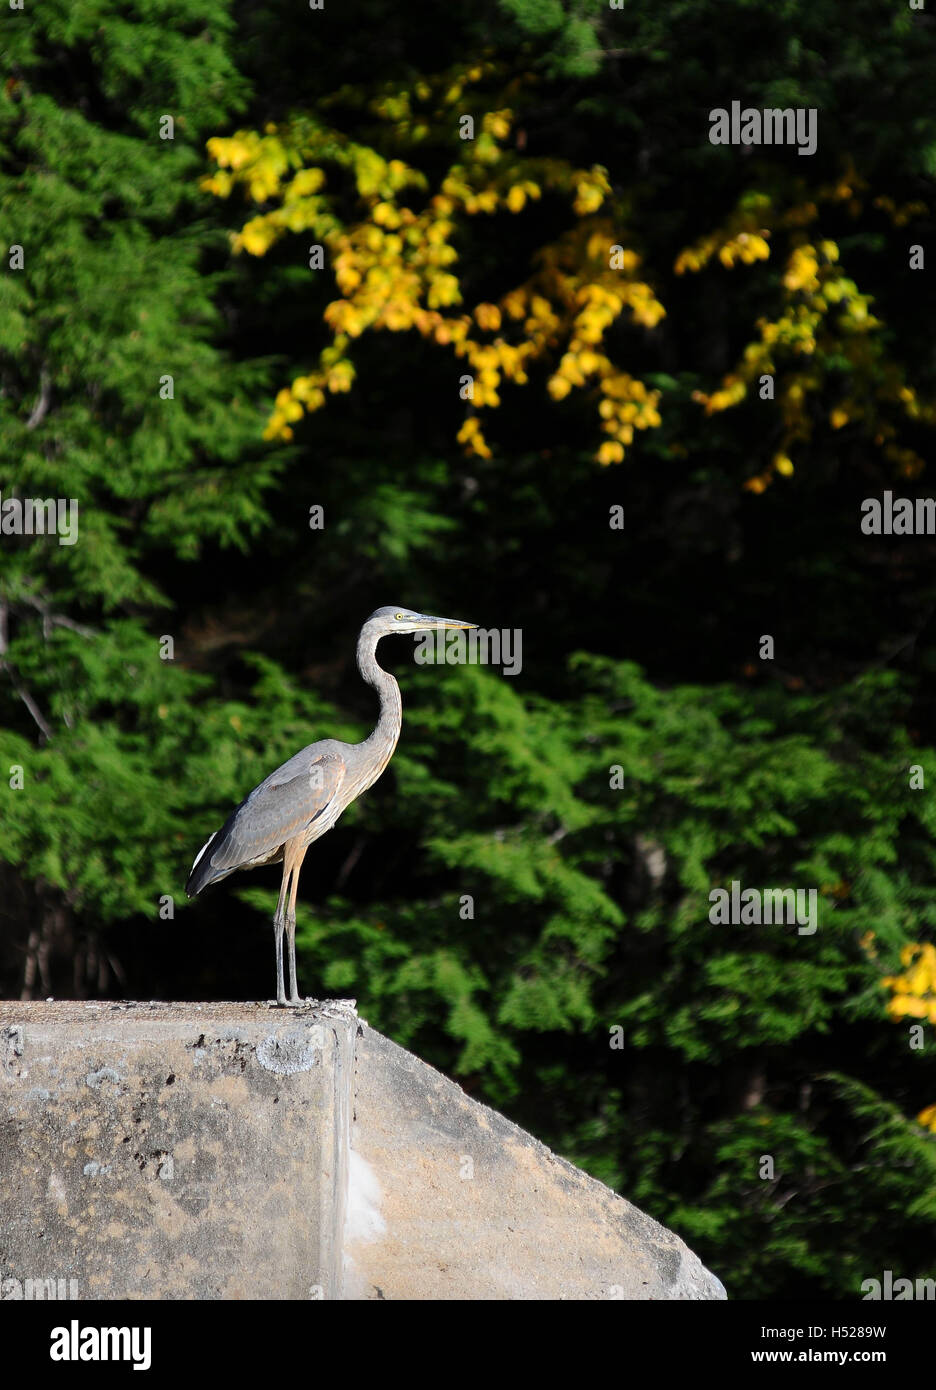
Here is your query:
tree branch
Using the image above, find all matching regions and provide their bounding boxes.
[17,592,98,640]
[25,367,52,430]
[0,599,54,741]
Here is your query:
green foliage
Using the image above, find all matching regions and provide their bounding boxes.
[496,0,602,77]
[0,0,284,921]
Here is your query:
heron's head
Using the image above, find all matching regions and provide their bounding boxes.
[366,605,477,636]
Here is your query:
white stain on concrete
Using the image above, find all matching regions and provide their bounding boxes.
[82,1160,113,1177]
[342,1148,387,1297]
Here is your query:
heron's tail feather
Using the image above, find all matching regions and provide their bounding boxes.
[186,827,226,897]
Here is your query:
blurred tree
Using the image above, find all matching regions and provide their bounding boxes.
[0,0,283,991]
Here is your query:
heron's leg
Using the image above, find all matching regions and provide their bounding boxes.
[273,859,290,1006]
[274,918,286,1007]
[286,919,298,1007]
[285,844,307,1006]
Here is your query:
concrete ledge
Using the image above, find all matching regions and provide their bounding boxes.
[1,1002,725,1301]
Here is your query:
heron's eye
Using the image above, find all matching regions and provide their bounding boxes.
[395,612,405,619]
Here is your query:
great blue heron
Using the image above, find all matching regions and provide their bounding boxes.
[186,606,476,1005]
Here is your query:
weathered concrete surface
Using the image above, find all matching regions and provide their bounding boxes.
[0,1001,356,1299]
[1,1001,725,1300]
[347,1028,724,1300]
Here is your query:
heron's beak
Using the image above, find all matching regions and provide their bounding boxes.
[421,615,477,630]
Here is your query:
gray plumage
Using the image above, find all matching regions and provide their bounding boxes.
[186,747,346,895]
[186,606,475,1005]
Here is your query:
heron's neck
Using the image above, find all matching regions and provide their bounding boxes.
[356,629,403,782]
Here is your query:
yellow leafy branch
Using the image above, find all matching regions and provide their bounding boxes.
[203,91,931,479]
[881,943,936,1132]
[687,227,930,492]
[204,74,663,462]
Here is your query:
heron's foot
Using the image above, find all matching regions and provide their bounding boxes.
[273,909,287,1008]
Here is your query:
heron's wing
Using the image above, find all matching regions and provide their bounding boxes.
[187,749,346,895]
